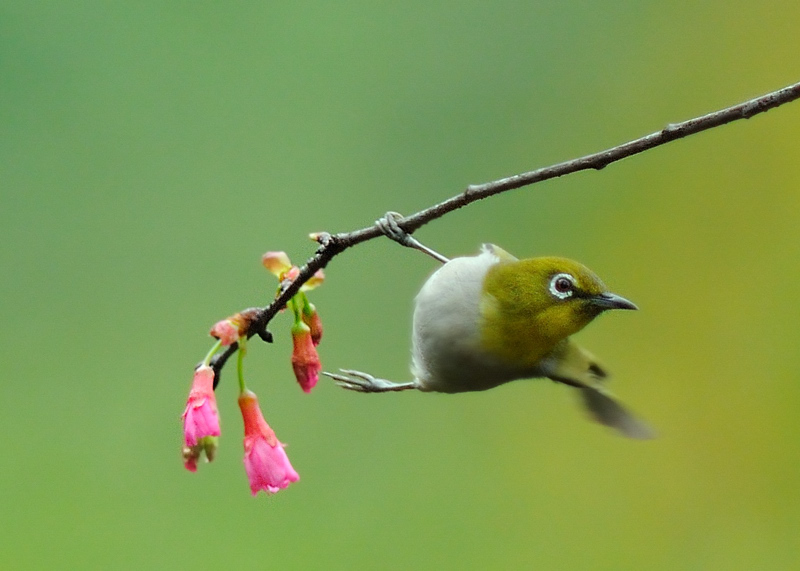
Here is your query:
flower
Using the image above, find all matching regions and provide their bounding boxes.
[210,318,239,346]
[181,365,221,471]
[238,390,299,495]
[262,251,325,291]
[300,269,325,291]
[291,322,321,392]
[262,251,293,278]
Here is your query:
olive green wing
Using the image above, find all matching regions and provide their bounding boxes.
[545,340,655,440]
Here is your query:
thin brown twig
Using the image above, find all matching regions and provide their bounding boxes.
[209,79,800,381]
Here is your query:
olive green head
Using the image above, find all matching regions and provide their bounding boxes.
[480,256,636,367]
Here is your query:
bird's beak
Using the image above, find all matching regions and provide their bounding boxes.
[591,292,638,311]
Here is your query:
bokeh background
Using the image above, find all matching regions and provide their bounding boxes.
[3,2,800,569]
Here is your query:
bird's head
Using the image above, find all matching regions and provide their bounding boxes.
[480,255,637,367]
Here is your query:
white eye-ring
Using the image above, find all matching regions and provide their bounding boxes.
[549,273,576,299]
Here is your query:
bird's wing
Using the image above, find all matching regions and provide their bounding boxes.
[543,340,608,382]
[480,243,519,263]
[545,340,655,440]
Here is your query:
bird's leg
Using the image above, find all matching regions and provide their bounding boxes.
[323,369,418,393]
[376,211,450,264]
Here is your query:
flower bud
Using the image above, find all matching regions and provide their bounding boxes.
[302,302,323,346]
[209,319,239,346]
[291,322,321,393]
[308,232,330,244]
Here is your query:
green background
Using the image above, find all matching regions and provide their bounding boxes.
[3,2,800,569]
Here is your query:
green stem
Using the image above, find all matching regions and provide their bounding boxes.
[237,339,247,394]
[202,339,223,366]
[300,291,313,316]
[289,294,303,327]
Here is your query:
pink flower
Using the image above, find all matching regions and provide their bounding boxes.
[291,322,321,393]
[239,390,299,495]
[181,366,221,471]
[210,318,240,346]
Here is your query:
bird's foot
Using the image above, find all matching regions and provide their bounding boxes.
[323,369,418,393]
[375,212,450,264]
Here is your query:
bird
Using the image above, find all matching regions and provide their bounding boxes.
[325,240,653,439]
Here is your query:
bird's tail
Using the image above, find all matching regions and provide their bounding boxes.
[578,384,655,440]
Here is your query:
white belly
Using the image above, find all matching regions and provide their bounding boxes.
[411,250,535,393]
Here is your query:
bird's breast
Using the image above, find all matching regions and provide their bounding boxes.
[411,251,539,392]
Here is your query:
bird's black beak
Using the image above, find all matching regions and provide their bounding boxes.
[591,292,638,311]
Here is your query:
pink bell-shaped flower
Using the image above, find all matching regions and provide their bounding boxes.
[238,390,299,495]
[181,366,221,471]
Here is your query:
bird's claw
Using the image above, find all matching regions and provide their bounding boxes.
[375,211,450,264]
[324,369,386,392]
[323,369,417,393]
[375,211,414,247]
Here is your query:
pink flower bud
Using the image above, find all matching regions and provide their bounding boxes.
[291,322,321,393]
[262,251,292,277]
[238,390,299,495]
[209,319,239,346]
[181,366,221,471]
[302,303,323,346]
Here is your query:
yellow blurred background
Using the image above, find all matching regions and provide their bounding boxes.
[2,2,799,569]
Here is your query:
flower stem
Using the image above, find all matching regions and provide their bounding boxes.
[237,338,247,394]
[202,339,223,367]
[300,291,313,316]
[289,295,303,327]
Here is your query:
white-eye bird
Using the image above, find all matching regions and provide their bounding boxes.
[326,243,653,439]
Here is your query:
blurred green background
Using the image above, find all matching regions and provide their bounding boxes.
[2,1,800,569]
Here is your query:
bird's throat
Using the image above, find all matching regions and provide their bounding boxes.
[479,295,565,369]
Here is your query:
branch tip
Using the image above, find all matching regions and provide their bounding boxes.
[309,231,332,246]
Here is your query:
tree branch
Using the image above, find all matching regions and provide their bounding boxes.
[210,79,800,380]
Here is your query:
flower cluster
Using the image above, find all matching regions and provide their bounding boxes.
[262,251,324,393]
[180,248,326,496]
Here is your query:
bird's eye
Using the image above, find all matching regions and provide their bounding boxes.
[555,277,572,292]
[549,273,575,299]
